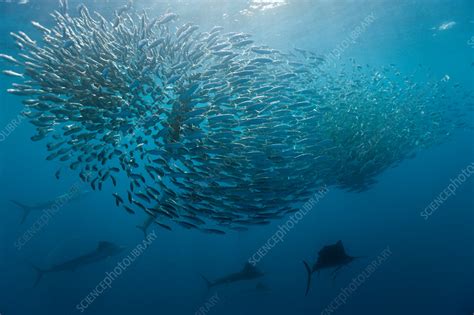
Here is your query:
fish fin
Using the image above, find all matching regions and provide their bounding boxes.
[331,265,344,282]
[10,200,32,224]
[136,224,147,238]
[242,262,254,272]
[303,260,312,296]
[31,264,46,287]
[200,274,212,290]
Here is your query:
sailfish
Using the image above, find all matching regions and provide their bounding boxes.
[303,240,361,296]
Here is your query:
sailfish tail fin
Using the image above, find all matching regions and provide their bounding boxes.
[10,200,32,224]
[303,260,312,296]
[31,264,47,288]
[200,274,212,290]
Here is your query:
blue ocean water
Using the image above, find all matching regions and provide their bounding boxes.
[0,1,473,315]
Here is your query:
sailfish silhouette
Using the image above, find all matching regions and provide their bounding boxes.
[303,240,362,296]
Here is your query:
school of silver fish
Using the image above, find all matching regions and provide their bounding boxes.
[1,1,472,234]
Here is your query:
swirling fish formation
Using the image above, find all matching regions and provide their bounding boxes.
[1,1,472,233]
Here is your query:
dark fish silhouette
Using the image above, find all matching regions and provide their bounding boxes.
[31,241,124,287]
[303,240,360,296]
[10,190,88,224]
[136,215,155,238]
[201,263,264,289]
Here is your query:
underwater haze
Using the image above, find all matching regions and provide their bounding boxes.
[0,0,473,315]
